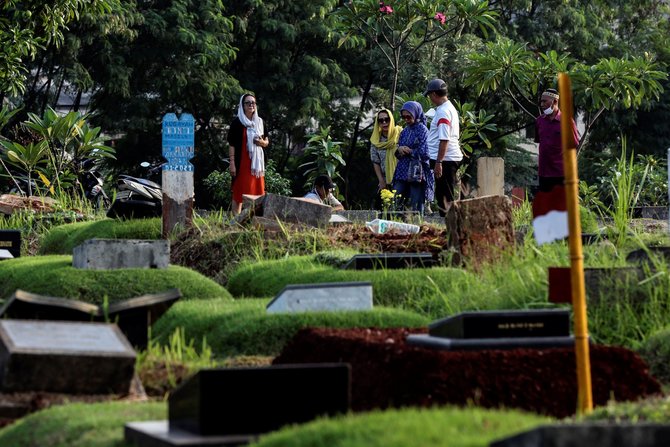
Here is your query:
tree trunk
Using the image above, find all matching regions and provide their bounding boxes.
[343,74,374,204]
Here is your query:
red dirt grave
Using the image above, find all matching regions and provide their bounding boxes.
[273,327,661,418]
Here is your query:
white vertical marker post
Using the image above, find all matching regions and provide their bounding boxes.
[161,113,195,238]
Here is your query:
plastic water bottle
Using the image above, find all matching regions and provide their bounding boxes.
[365,219,420,235]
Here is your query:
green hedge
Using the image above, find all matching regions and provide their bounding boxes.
[0,255,231,303]
[152,298,429,357]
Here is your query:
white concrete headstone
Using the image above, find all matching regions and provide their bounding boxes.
[266,282,373,314]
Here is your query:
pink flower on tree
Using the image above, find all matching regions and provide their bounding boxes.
[434,12,446,24]
[379,2,394,14]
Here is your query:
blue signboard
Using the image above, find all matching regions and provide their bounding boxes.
[162,113,195,171]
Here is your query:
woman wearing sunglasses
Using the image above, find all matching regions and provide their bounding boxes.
[227,93,270,214]
[391,101,434,214]
[369,108,401,207]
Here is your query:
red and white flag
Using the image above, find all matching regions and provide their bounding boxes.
[532,185,568,245]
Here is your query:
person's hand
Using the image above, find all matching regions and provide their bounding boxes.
[397,146,411,156]
[255,137,269,148]
[378,179,387,190]
[229,163,236,177]
[434,162,443,179]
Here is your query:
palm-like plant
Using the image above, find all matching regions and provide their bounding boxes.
[0,140,49,196]
[299,126,346,188]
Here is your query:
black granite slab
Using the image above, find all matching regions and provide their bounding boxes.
[342,253,436,270]
[490,423,670,447]
[0,230,20,258]
[169,364,350,436]
[406,334,577,351]
[428,309,571,339]
[125,421,255,447]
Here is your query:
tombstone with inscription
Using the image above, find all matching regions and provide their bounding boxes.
[0,230,20,259]
[266,282,373,314]
[406,309,575,350]
[342,253,436,270]
[0,289,181,349]
[0,320,136,394]
[162,113,195,238]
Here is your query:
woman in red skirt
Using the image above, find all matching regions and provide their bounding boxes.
[227,93,270,214]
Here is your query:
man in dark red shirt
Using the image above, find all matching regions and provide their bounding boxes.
[535,88,580,192]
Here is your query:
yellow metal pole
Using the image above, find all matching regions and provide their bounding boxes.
[558,72,593,414]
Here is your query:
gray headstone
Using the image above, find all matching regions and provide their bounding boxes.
[0,289,181,349]
[490,423,670,447]
[263,193,332,228]
[0,320,136,394]
[72,238,169,270]
[266,282,373,314]
[0,249,14,260]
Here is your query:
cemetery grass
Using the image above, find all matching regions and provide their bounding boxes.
[0,255,232,303]
[151,298,429,357]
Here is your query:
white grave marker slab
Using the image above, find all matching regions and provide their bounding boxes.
[266,282,373,314]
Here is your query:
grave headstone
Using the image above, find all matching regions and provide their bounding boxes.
[477,157,504,197]
[428,309,570,339]
[0,320,135,394]
[263,193,331,228]
[0,230,20,258]
[0,289,181,349]
[548,266,644,304]
[266,282,373,314]
[342,253,436,270]
[169,364,350,436]
[72,238,170,270]
[0,249,13,260]
[490,423,670,447]
[406,309,575,351]
[125,420,255,447]
[162,113,195,238]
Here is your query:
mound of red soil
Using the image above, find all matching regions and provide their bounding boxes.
[273,328,661,418]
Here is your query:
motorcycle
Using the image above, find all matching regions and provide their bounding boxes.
[78,158,111,210]
[106,162,163,219]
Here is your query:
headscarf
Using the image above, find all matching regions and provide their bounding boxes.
[400,101,427,126]
[237,94,265,178]
[370,108,401,184]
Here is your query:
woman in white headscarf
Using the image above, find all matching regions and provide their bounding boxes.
[227,93,269,214]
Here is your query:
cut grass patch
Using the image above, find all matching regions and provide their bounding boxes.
[0,401,165,447]
[0,255,232,303]
[38,218,161,255]
[151,298,429,357]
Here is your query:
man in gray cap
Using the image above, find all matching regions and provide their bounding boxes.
[424,78,462,216]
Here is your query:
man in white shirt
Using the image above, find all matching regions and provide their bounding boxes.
[424,78,462,216]
[303,174,344,211]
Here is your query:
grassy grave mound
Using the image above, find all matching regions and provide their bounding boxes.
[0,401,165,447]
[638,326,670,385]
[39,218,161,255]
[253,406,551,447]
[226,254,550,318]
[0,255,231,303]
[274,327,661,418]
[151,298,429,357]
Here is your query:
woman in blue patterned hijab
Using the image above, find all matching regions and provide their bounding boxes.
[391,101,434,214]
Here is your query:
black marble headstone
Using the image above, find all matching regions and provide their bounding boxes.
[490,423,670,447]
[343,253,436,270]
[0,230,20,258]
[428,309,570,339]
[0,289,181,348]
[169,364,351,436]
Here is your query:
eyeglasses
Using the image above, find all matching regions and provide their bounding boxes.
[378,118,390,124]
[244,101,256,106]
[401,114,413,120]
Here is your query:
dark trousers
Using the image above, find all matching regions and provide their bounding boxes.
[430,159,460,216]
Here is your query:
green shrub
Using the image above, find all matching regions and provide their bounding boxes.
[582,395,670,423]
[0,255,231,303]
[151,299,429,357]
